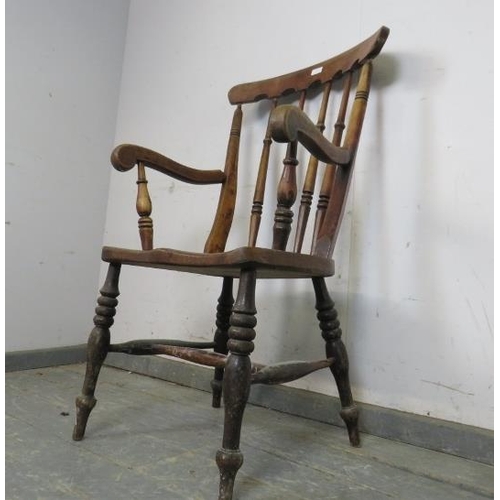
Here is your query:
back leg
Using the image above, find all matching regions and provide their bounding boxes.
[73,263,121,441]
[312,277,360,446]
[211,277,234,408]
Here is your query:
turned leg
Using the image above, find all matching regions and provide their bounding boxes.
[211,278,234,408]
[73,263,121,441]
[216,269,256,500]
[312,277,360,447]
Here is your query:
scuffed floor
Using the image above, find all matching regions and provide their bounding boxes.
[5,365,493,499]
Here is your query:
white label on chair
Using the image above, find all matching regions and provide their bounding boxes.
[311,66,323,76]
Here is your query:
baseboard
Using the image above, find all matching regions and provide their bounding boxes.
[104,352,493,466]
[5,346,493,465]
[5,345,87,372]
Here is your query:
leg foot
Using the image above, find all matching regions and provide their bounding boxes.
[340,405,360,447]
[216,449,244,500]
[73,395,96,441]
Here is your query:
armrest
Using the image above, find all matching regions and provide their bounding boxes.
[111,144,226,185]
[269,105,352,165]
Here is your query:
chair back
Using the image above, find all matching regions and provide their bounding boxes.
[204,26,389,259]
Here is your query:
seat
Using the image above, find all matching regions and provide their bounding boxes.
[73,26,390,500]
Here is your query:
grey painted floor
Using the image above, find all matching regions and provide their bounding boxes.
[5,365,493,500]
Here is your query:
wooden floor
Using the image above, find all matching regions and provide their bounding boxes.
[5,364,493,500]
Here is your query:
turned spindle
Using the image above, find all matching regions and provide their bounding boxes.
[217,269,257,500]
[314,63,372,258]
[294,80,333,253]
[73,263,121,441]
[272,141,298,250]
[312,277,360,446]
[272,90,306,251]
[136,161,153,250]
[248,99,277,247]
[205,105,242,253]
[211,277,235,408]
[311,72,352,252]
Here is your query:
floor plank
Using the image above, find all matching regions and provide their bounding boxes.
[5,365,493,500]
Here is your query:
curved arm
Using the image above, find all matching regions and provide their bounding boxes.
[269,105,352,165]
[110,144,226,185]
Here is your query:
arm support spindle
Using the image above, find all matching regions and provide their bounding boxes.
[270,105,352,166]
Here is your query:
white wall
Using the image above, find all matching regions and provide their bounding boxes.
[106,0,493,430]
[344,2,493,427]
[5,0,130,351]
[67,0,490,430]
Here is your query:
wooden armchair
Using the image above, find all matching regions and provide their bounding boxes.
[73,26,390,499]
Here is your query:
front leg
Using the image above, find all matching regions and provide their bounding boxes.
[73,263,121,441]
[216,269,256,500]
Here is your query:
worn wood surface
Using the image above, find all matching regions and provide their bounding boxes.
[7,365,493,499]
[105,27,388,268]
[217,269,257,499]
[228,26,389,104]
[312,73,352,250]
[73,263,121,441]
[101,245,335,279]
[248,100,277,247]
[75,27,393,500]
[211,278,234,407]
[107,26,388,266]
[272,140,298,250]
[205,106,243,253]
[313,62,374,258]
[269,104,352,164]
[135,162,153,250]
[293,81,332,253]
[111,143,226,183]
[313,276,360,446]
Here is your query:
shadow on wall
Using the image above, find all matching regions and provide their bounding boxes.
[371,53,400,89]
[344,49,482,422]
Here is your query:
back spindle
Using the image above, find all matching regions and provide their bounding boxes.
[204,105,242,253]
[293,80,333,253]
[311,72,352,251]
[272,140,298,250]
[248,99,278,247]
[136,161,153,250]
[272,90,306,250]
[313,62,373,258]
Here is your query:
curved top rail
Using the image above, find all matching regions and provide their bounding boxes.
[228,26,389,105]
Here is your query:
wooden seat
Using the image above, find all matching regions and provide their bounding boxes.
[73,26,390,500]
[102,245,335,279]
